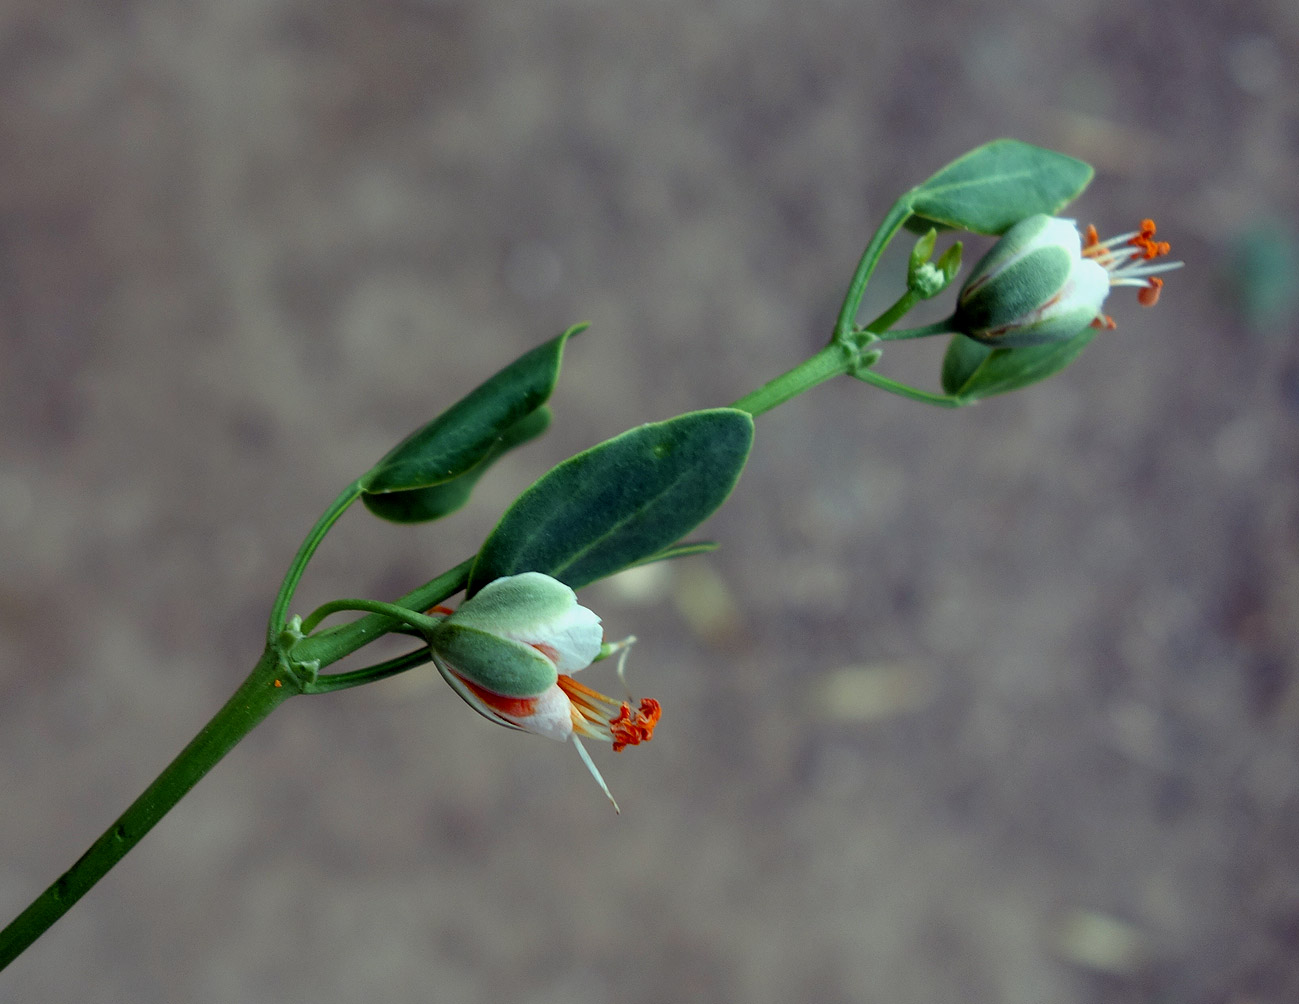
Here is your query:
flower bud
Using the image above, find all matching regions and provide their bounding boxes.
[953,214,1182,348]
[426,572,659,810]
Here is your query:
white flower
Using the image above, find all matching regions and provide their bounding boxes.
[955,214,1183,347]
[426,572,659,811]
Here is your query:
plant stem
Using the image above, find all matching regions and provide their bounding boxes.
[871,318,956,342]
[267,480,364,645]
[833,193,915,343]
[851,368,964,408]
[300,598,440,638]
[293,557,474,670]
[304,647,433,695]
[730,342,856,417]
[0,648,295,971]
[863,290,920,333]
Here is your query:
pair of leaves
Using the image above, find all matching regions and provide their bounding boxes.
[359,319,753,594]
[940,328,1096,403]
[907,139,1094,236]
[360,324,585,523]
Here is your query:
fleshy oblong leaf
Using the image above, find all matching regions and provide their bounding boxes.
[362,407,551,523]
[362,323,585,498]
[468,409,754,595]
[909,140,1093,236]
[942,327,1096,402]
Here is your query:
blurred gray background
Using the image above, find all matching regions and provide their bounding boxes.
[2,0,1297,1001]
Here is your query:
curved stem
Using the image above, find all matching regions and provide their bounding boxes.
[0,649,295,971]
[833,193,915,344]
[293,558,474,670]
[300,598,441,638]
[267,480,365,645]
[305,646,434,695]
[851,368,964,408]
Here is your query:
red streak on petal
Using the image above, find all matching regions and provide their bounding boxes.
[428,604,456,616]
[530,642,560,664]
[458,676,539,718]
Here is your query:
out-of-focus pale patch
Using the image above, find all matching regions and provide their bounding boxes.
[1052,909,1150,975]
[672,563,742,644]
[599,561,672,605]
[811,663,937,723]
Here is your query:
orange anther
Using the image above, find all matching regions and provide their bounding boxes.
[1090,314,1118,331]
[1083,223,1100,248]
[1137,277,1164,307]
[1127,218,1171,259]
[610,698,661,752]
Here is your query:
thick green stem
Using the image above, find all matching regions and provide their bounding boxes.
[0,649,295,971]
[730,343,856,417]
[0,556,474,970]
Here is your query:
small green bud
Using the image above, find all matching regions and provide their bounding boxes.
[906,230,961,300]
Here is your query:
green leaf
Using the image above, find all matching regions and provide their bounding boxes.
[909,140,1093,236]
[469,409,754,594]
[941,327,1096,402]
[362,408,551,523]
[360,323,584,519]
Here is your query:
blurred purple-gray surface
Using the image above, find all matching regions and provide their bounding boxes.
[3,1,1298,1001]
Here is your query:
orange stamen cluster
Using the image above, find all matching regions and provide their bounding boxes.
[609,699,662,751]
[1081,217,1181,317]
[1128,219,1171,260]
[558,674,661,751]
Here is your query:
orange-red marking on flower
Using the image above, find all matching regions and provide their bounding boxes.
[459,676,540,718]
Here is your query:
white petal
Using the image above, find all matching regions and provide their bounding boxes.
[506,683,573,741]
[525,602,603,672]
[1071,258,1111,310]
